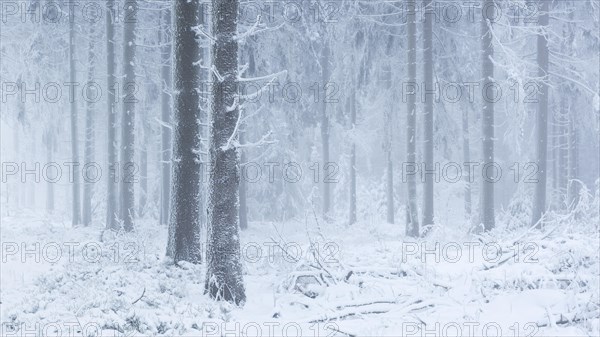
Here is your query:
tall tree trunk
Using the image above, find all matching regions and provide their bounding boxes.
[106,0,118,230]
[138,111,148,218]
[406,0,419,237]
[321,42,331,218]
[385,109,394,224]
[119,0,138,231]
[462,107,472,218]
[69,6,80,226]
[551,112,558,208]
[159,7,172,226]
[481,0,495,231]
[383,58,394,224]
[531,0,550,228]
[166,0,204,263]
[205,0,246,304]
[83,24,96,226]
[44,128,55,212]
[558,91,569,209]
[568,96,580,210]
[348,41,358,226]
[239,43,256,231]
[422,0,434,230]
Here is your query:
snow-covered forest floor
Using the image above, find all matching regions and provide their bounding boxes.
[2,196,599,337]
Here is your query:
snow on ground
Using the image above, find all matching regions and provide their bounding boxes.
[1,209,599,337]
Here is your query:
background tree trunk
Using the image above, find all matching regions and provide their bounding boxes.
[532,0,550,228]
[119,0,138,231]
[568,96,580,210]
[462,107,472,218]
[422,0,434,230]
[321,42,331,218]
[481,0,495,231]
[138,96,148,218]
[105,0,118,230]
[69,5,80,226]
[205,0,246,304]
[83,24,96,226]
[159,7,172,226]
[348,35,359,226]
[406,0,419,237]
[383,37,394,224]
[44,128,55,212]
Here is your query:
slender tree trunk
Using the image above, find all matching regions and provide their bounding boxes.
[321,42,331,218]
[462,107,472,218]
[422,0,434,230]
[568,96,580,210]
[406,0,419,237]
[44,129,54,212]
[83,24,96,226]
[166,0,204,263]
[481,0,495,231]
[159,7,172,226]
[119,0,138,231]
[383,61,394,224]
[385,118,394,224]
[532,0,550,228]
[106,0,118,230]
[205,0,246,304]
[138,119,147,218]
[348,48,358,225]
[558,92,569,209]
[69,6,80,226]
[552,113,558,208]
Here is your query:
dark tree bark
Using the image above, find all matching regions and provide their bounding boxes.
[105,0,118,230]
[159,7,173,226]
[239,43,256,231]
[481,0,495,231]
[166,0,203,264]
[205,0,246,304]
[406,0,419,237]
[119,0,138,231]
[422,0,434,230]
[531,0,550,228]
